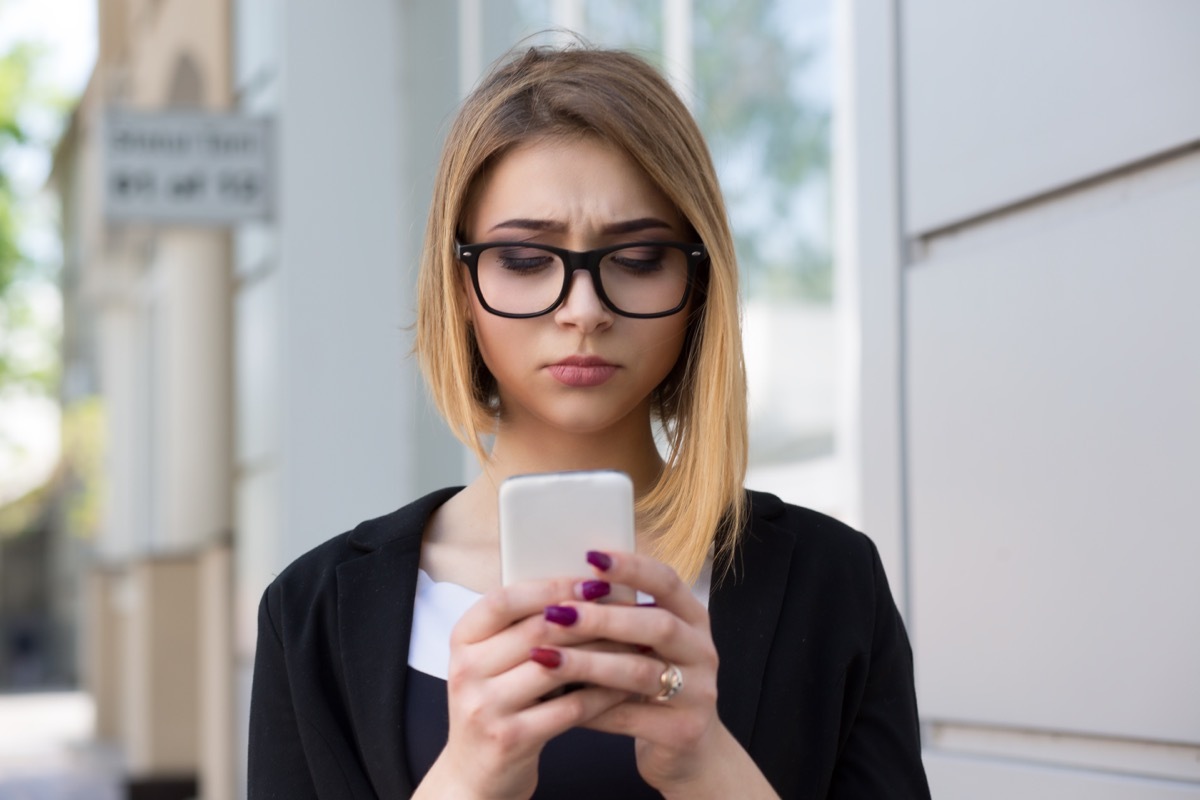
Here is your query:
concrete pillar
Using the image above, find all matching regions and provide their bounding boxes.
[94,273,149,561]
[82,567,123,741]
[150,230,233,553]
[198,541,235,800]
[122,556,199,777]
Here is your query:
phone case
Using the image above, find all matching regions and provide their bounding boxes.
[499,470,635,600]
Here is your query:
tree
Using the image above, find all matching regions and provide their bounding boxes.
[0,40,57,396]
[0,44,33,309]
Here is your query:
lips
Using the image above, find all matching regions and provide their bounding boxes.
[546,355,618,387]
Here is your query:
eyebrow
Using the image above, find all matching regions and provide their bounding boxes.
[486,217,676,236]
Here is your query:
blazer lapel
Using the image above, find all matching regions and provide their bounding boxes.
[710,491,795,749]
[336,488,461,798]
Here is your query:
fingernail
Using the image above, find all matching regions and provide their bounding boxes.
[529,647,562,668]
[578,580,610,601]
[586,551,613,571]
[544,605,578,626]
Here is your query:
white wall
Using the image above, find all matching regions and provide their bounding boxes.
[231,0,465,793]
[232,0,458,634]
[226,1,1200,796]
[842,0,1200,795]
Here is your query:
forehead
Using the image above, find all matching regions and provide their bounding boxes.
[463,136,685,239]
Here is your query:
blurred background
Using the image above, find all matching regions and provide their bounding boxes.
[0,0,1195,798]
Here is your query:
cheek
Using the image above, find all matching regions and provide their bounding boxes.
[658,315,696,375]
[469,314,518,376]
[641,320,690,375]
[660,314,692,353]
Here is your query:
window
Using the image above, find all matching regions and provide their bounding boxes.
[475,0,841,515]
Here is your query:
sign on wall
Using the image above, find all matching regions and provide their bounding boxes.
[103,110,273,225]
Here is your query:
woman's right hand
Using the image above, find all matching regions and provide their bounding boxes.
[413,577,631,800]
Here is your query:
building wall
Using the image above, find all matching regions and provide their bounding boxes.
[231,1,465,790]
[63,0,1198,796]
[56,0,239,794]
[840,0,1200,795]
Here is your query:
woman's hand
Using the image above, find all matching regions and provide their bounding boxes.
[527,552,781,799]
[415,576,632,800]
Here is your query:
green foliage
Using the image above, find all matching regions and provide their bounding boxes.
[0,44,34,294]
[692,0,832,303]
[584,1,664,61]
[0,39,59,397]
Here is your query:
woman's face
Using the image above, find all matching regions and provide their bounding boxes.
[461,136,693,437]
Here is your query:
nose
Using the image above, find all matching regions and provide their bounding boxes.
[553,269,613,332]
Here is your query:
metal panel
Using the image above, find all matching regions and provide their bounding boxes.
[926,753,1200,800]
[901,0,1200,234]
[907,152,1200,744]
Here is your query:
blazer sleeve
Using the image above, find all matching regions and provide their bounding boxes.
[247,584,320,800]
[827,542,930,799]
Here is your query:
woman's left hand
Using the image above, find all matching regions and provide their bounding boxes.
[529,551,780,799]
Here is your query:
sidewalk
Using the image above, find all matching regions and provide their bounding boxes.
[0,691,121,800]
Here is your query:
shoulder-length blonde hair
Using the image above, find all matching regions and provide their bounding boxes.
[415,45,747,583]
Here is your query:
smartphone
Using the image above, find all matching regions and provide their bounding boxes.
[499,469,636,602]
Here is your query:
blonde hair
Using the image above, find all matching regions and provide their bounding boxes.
[415,45,747,582]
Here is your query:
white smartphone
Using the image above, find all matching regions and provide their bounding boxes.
[499,469,636,602]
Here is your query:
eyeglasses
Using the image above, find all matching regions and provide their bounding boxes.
[456,240,707,318]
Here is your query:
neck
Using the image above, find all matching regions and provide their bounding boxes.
[455,403,666,546]
[484,436,664,494]
[488,406,663,494]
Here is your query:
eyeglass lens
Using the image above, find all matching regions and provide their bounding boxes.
[475,244,690,316]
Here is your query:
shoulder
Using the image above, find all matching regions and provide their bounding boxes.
[728,494,928,797]
[743,488,881,572]
[729,489,893,627]
[263,486,463,605]
[719,490,901,678]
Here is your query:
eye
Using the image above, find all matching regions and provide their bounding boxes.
[491,247,557,274]
[609,246,668,274]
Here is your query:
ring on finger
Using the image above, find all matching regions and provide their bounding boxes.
[654,662,684,702]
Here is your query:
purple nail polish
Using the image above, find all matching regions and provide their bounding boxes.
[544,605,579,626]
[586,551,613,571]
[580,580,610,601]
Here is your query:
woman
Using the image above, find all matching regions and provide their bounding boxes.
[249,45,930,799]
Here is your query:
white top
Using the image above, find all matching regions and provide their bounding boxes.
[409,561,714,680]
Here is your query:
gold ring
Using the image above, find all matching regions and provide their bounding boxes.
[654,662,684,702]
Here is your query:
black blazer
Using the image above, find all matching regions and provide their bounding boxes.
[248,488,930,799]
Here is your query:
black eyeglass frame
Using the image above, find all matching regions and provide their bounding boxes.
[455,239,708,319]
